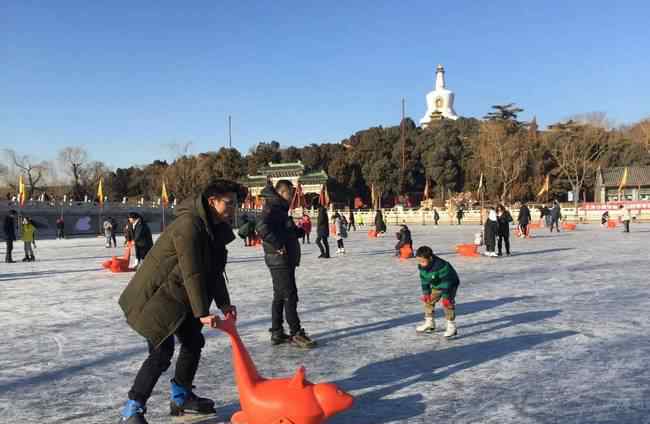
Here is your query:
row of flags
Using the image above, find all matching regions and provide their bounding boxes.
[12,167,636,209]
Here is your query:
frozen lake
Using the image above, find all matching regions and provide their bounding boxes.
[1,223,649,423]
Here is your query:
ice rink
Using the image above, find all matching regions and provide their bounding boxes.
[1,223,649,423]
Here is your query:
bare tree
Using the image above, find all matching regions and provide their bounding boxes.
[565,111,612,130]
[628,117,650,152]
[58,147,88,200]
[478,121,528,202]
[2,149,49,198]
[545,121,608,210]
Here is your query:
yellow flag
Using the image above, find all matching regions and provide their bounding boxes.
[97,178,104,206]
[618,167,628,192]
[161,180,169,207]
[537,175,550,197]
[18,175,26,207]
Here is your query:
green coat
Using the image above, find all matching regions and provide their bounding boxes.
[118,195,235,348]
[419,255,460,299]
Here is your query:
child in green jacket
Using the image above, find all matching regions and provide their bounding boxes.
[415,246,459,337]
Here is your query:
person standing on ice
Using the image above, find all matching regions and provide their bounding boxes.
[620,204,632,233]
[395,224,413,257]
[55,216,65,239]
[3,209,17,263]
[117,179,241,424]
[333,211,347,255]
[128,212,153,268]
[433,208,440,226]
[483,208,498,257]
[103,218,114,248]
[518,202,532,238]
[257,180,316,348]
[21,217,37,262]
[496,205,513,256]
[550,201,562,233]
[375,209,387,234]
[347,209,356,232]
[316,203,330,258]
[415,246,460,337]
[299,212,312,244]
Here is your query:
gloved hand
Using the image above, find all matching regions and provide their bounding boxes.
[441,298,454,309]
[420,294,433,304]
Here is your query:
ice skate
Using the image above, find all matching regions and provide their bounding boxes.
[416,316,435,333]
[270,328,291,345]
[118,400,148,424]
[444,320,457,338]
[290,329,317,349]
[169,380,216,417]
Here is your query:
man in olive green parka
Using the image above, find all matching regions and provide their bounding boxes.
[117,180,240,424]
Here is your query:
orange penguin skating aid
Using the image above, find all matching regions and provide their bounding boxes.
[215,315,354,424]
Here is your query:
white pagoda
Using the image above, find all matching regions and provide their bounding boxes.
[419,64,459,127]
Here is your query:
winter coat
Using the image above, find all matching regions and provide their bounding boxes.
[118,195,234,348]
[497,211,513,236]
[334,216,347,241]
[396,225,412,249]
[3,215,16,241]
[550,205,562,221]
[484,212,498,244]
[456,209,465,219]
[56,218,65,230]
[622,207,632,222]
[257,185,302,269]
[301,215,312,234]
[103,220,113,237]
[433,210,440,222]
[419,255,460,299]
[21,223,36,242]
[518,205,531,225]
[317,207,329,238]
[237,220,256,239]
[375,211,387,233]
[133,219,154,260]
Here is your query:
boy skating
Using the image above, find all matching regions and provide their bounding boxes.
[415,246,460,337]
[117,180,240,423]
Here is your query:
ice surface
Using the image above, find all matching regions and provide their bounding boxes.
[1,224,649,423]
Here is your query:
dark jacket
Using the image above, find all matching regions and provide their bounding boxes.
[484,216,498,241]
[3,215,16,241]
[375,211,387,233]
[518,205,531,225]
[317,206,329,238]
[237,218,256,239]
[551,204,562,221]
[118,195,235,348]
[396,225,413,249]
[133,219,154,260]
[257,185,302,269]
[497,211,513,236]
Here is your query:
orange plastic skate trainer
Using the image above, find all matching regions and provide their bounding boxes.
[368,230,377,238]
[215,315,354,424]
[607,220,618,229]
[562,223,577,231]
[455,244,479,257]
[399,245,414,260]
[102,242,134,273]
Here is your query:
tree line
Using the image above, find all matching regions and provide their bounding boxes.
[3,105,649,208]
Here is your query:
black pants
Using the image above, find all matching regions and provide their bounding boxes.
[301,233,310,244]
[347,222,356,231]
[316,235,330,257]
[550,219,560,232]
[520,223,529,236]
[111,233,117,247]
[270,267,301,335]
[56,229,65,239]
[485,235,496,252]
[128,317,205,405]
[624,220,630,233]
[498,233,510,255]
[457,218,462,225]
[337,239,344,249]
[5,239,13,262]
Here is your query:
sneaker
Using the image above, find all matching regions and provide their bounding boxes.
[270,329,291,345]
[119,400,148,424]
[170,380,215,416]
[290,329,317,349]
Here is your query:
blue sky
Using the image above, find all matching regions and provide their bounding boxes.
[2,1,649,168]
